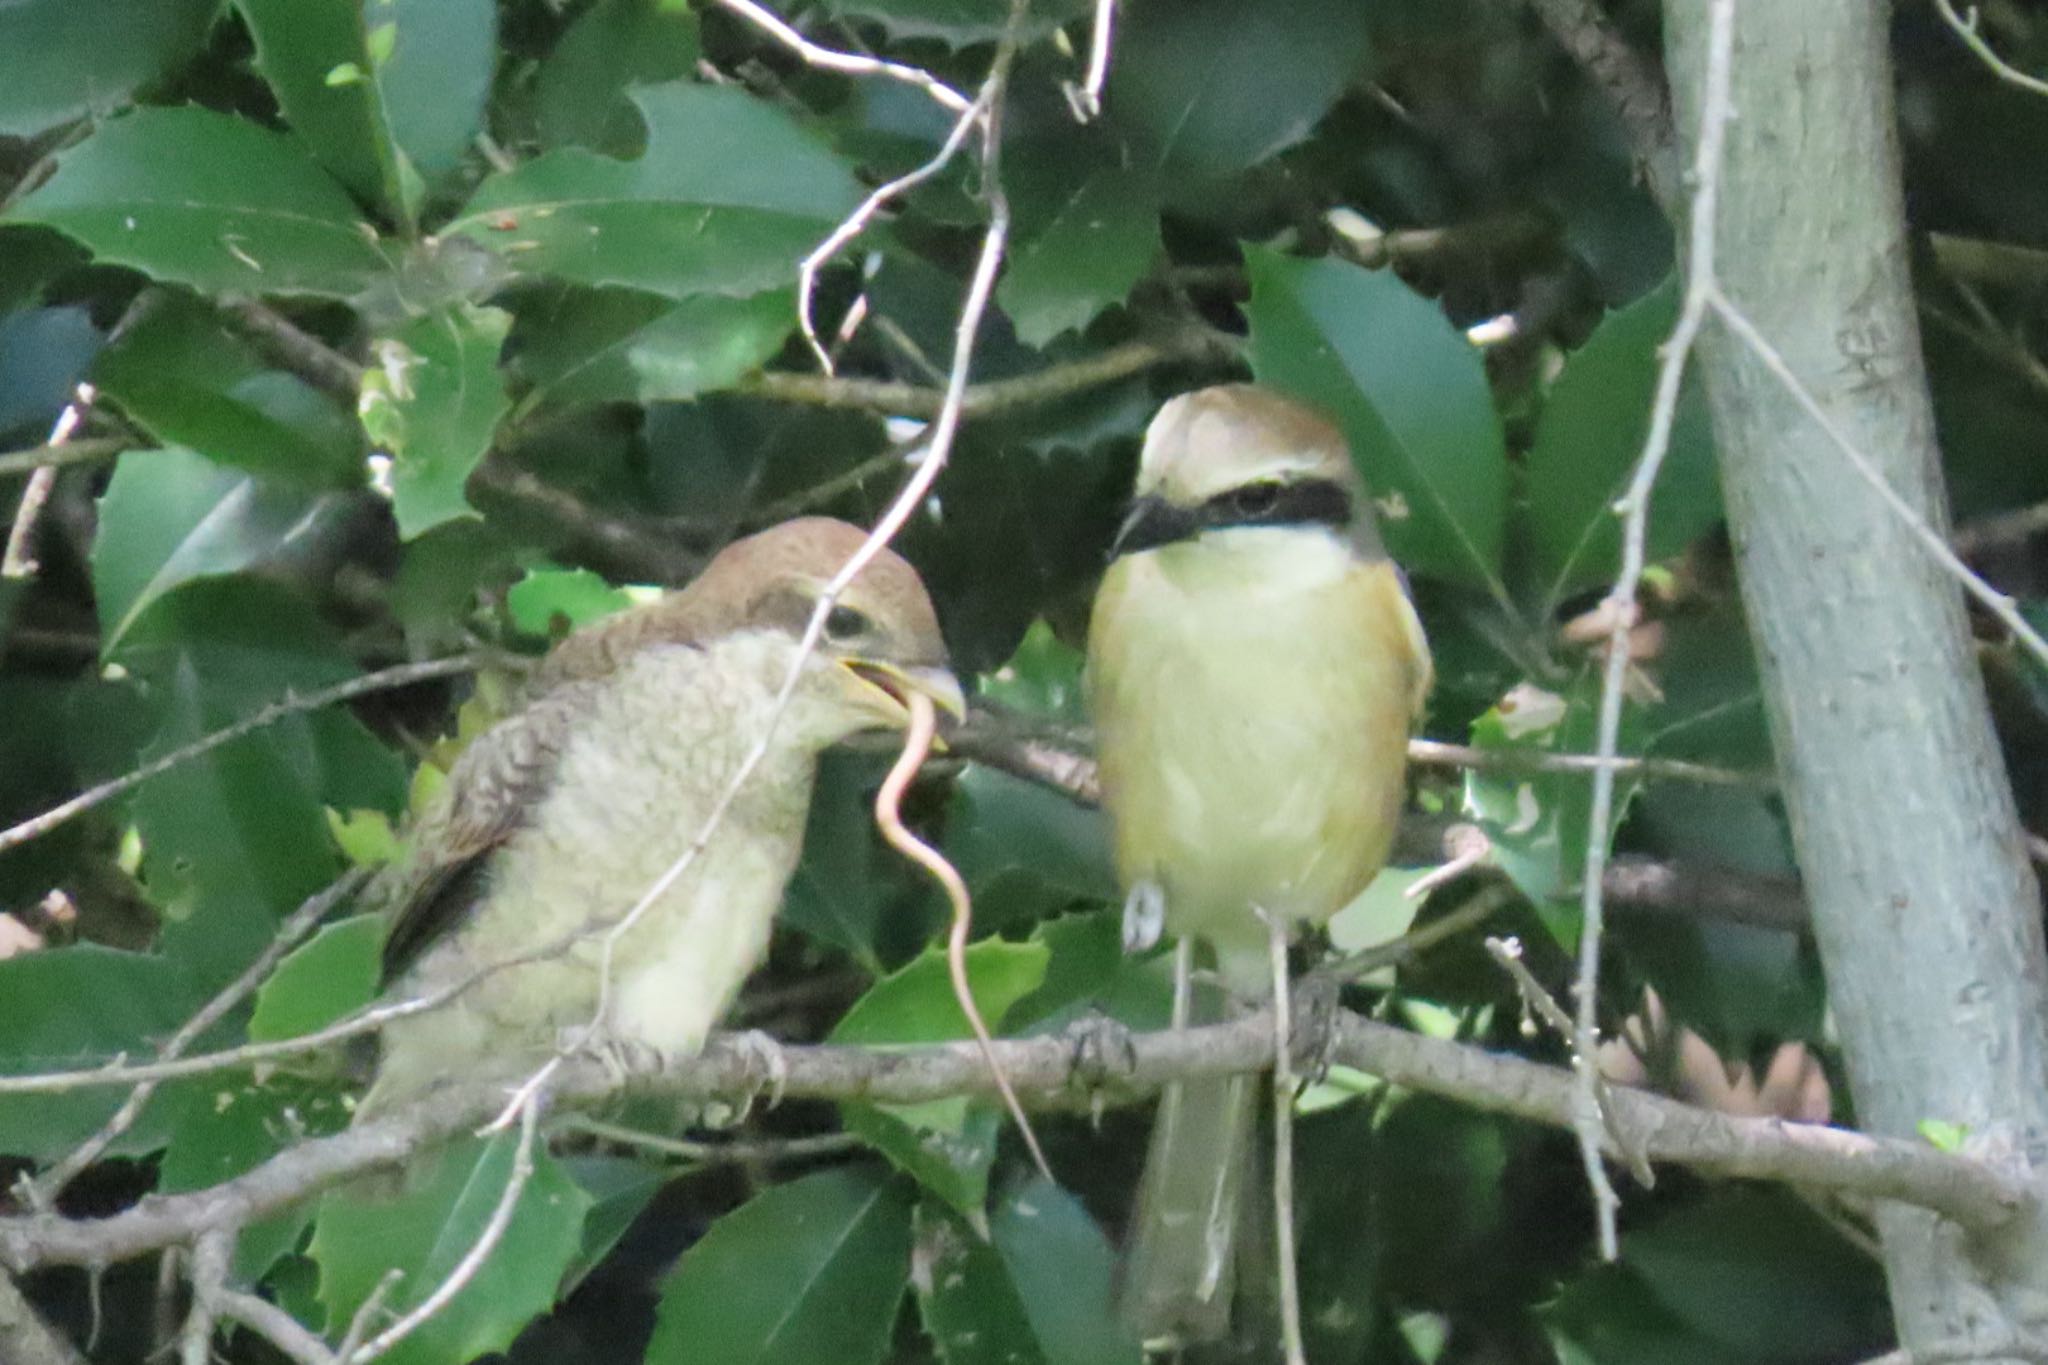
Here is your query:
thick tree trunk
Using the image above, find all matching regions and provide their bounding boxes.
[1662,1,2048,1353]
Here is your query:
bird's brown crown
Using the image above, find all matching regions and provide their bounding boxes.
[537,518,947,689]
[1134,384,1362,510]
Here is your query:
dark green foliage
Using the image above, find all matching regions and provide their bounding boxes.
[4,2,2041,1361]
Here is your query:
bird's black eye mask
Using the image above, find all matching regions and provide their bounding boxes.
[1109,478,1354,558]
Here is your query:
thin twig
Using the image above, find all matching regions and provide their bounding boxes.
[4,384,97,579]
[792,75,992,372]
[0,654,484,855]
[1575,0,1737,1261]
[1486,935,1577,1034]
[1953,498,2048,557]
[1934,0,2048,99]
[27,869,372,1206]
[561,1116,862,1165]
[1485,936,1652,1187]
[1317,881,1519,984]
[1064,0,1117,119]
[1256,908,1308,1365]
[0,436,126,481]
[345,1094,544,1365]
[219,301,364,401]
[1407,736,1768,788]
[712,0,972,114]
[218,1289,340,1365]
[179,1231,231,1365]
[333,1272,403,1362]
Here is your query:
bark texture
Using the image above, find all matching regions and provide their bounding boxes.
[1664,1,2048,1352]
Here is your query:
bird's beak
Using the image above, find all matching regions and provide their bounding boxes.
[1111,494,1199,559]
[842,659,969,730]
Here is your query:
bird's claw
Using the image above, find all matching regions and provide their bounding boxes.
[1067,1009,1140,1087]
[559,1026,665,1089]
[1061,1010,1139,1127]
[1287,974,1344,1083]
[1121,880,1167,954]
[713,1029,790,1126]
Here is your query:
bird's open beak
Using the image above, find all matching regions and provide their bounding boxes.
[842,659,969,730]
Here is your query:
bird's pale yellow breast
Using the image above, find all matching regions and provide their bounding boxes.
[1088,527,1426,973]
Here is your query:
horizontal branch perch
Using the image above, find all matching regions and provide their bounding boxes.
[2,1005,2022,1272]
[738,334,1233,417]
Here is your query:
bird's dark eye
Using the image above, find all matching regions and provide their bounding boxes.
[824,605,872,640]
[1230,482,1283,517]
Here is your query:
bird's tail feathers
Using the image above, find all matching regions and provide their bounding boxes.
[1121,970,1277,1352]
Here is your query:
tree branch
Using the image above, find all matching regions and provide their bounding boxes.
[737,333,1232,418]
[0,1006,2023,1276]
[0,437,126,482]
[1518,0,1679,207]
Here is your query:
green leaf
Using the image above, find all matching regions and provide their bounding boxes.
[1615,1188,1888,1360]
[390,519,515,651]
[0,946,200,1159]
[513,288,795,410]
[372,0,497,186]
[1007,908,1172,1035]
[646,1166,914,1365]
[10,106,390,298]
[1545,1264,1750,1365]
[1326,867,1432,957]
[989,1178,1138,1364]
[914,1199,1038,1365]
[367,304,511,539]
[93,293,363,485]
[91,447,335,654]
[1375,1094,1510,1299]
[1919,1118,1969,1153]
[559,1155,666,1291]
[1461,676,1640,918]
[161,1075,353,1281]
[941,764,1116,929]
[234,0,408,216]
[976,619,1086,723]
[445,83,863,301]
[116,579,401,987]
[997,170,1160,348]
[506,566,638,635]
[915,1179,1139,1365]
[313,1134,593,1365]
[830,939,1048,1212]
[1110,0,1371,181]
[0,0,216,138]
[1524,277,1722,609]
[536,0,701,152]
[781,751,920,969]
[248,914,383,1042]
[1245,249,1510,596]
[831,939,1049,1050]
[913,1178,1138,1365]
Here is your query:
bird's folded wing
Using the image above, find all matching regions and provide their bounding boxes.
[373,684,590,982]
